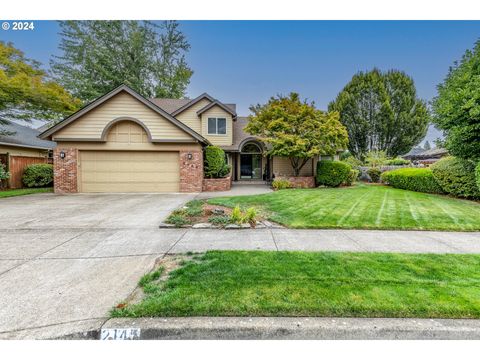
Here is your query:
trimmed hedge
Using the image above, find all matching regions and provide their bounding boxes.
[385,158,410,166]
[381,168,444,194]
[22,163,53,188]
[431,156,480,199]
[316,160,352,187]
[204,146,230,178]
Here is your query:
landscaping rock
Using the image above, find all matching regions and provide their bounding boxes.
[192,223,214,229]
[225,224,240,229]
[158,222,176,229]
[262,220,284,229]
[240,223,251,229]
[212,208,225,215]
[262,220,274,228]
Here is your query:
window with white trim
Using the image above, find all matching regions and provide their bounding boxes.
[208,117,227,135]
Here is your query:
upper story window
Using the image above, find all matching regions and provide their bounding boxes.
[208,117,227,135]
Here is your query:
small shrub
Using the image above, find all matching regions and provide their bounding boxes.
[242,207,257,226]
[0,163,10,181]
[385,158,410,166]
[272,179,292,190]
[184,200,204,217]
[230,205,243,224]
[431,156,480,199]
[204,146,231,178]
[344,169,360,186]
[165,210,190,227]
[316,160,352,187]
[381,168,443,194]
[367,167,382,183]
[0,163,10,189]
[22,163,53,188]
[208,215,231,227]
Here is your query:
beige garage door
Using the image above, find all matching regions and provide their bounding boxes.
[79,151,179,193]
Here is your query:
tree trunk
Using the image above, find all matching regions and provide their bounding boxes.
[290,157,310,177]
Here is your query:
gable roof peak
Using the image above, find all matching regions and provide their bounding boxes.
[39,83,210,144]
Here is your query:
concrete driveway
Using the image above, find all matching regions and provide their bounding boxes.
[1,189,479,339]
[0,192,195,339]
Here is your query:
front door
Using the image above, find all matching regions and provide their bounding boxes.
[240,153,262,179]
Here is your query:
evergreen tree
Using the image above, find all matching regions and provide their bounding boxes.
[329,68,429,160]
[51,21,192,103]
[432,40,480,161]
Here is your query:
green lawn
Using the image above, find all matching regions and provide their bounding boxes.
[208,184,480,231]
[0,187,53,198]
[112,251,480,318]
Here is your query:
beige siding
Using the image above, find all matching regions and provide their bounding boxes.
[175,98,211,134]
[55,141,201,152]
[201,105,233,146]
[53,91,194,142]
[272,156,314,177]
[106,121,149,144]
[0,145,49,158]
[79,151,179,193]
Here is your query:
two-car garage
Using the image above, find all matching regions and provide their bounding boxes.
[78,151,180,193]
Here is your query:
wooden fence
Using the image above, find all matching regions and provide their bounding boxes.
[2,155,49,189]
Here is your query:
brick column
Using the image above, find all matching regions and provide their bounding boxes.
[53,148,78,193]
[179,150,203,192]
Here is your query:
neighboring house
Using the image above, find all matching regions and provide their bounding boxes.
[40,84,337,193]
[403,147,449,165]
[0,121,55,189]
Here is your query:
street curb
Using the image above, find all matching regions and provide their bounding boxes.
[100,317,480,340]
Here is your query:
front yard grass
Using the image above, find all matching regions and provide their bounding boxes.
[208,184,480,231]
[112,251,480,318]
[0,187,53,198]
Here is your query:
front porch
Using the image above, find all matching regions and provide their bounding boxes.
[226,139,317,183]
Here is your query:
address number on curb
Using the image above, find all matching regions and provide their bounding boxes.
[100,328,141,340]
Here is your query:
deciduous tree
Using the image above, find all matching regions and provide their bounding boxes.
[0,42,80,135]
[246,93,348,176]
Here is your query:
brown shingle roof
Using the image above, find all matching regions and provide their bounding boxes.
[220,116,259,152]
[150,97,236,115]
[149,98,191,114]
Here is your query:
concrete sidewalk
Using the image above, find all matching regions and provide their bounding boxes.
[102,317,480,340]
[168,228,480,254]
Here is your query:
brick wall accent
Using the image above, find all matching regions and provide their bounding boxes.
[202,176,231,192]
[179,150,203,192]
[278,176,315,189]
[53,148,78,193]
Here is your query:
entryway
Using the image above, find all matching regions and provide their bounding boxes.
[239,142,263,180]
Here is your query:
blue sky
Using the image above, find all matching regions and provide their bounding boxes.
[2,20,480,143]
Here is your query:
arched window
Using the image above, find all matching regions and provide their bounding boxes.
[241,142,262,154]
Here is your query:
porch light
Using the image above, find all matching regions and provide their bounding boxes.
[59,151,66,159]
[187,153,192,160]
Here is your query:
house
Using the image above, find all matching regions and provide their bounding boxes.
[403,147,448,165]
[0,121,55,189]
[39,84,334,193]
